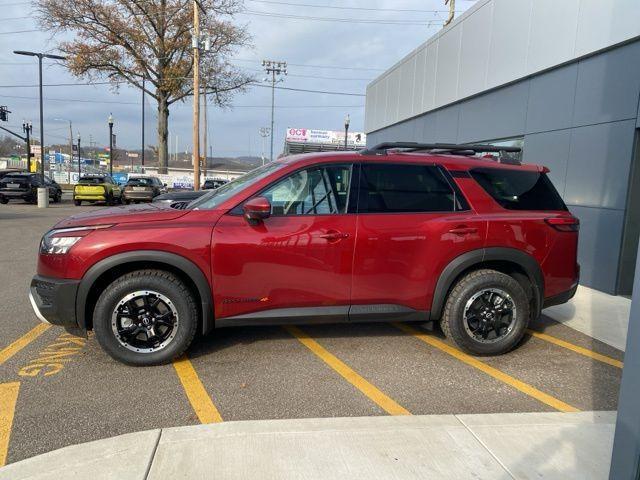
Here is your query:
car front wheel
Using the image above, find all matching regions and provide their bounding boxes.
[440,269,529,356]
[93,269,198,366]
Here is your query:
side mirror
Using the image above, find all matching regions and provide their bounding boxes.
[243,196,271,224]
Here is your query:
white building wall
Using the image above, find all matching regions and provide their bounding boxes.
[365,0,640,133]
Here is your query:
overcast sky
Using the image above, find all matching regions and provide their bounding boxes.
[0,0,476,158]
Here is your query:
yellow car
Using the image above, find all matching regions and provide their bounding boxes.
[73,174,122,206]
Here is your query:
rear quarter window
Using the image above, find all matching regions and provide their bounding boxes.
[470,168,567,211]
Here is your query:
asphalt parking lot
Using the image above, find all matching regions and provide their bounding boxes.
[0,197,625,465]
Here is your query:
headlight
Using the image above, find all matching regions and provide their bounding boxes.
[40,225,111,255]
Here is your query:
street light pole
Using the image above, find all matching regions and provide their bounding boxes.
[344,114,350,150]
[259,127,270,166]
[77,133,81,180]
[13,50,66,182]
[108,113,114,177]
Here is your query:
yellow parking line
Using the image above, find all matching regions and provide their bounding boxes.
[526,329,623,369]
[0,382,20,466]
[173,355,223,424]
[0,324,50,366]
[392,323,580,413]
[284,325,411,416]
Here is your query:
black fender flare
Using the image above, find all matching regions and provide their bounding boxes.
[76,250,214,334]
[431,247,544,320]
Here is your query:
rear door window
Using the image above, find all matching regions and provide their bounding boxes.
[470,168,567,211]
[357,164,464,213]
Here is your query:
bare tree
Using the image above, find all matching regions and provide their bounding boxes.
[36,0,253,173]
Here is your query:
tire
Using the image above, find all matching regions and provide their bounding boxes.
[53,192,61,203]
[0,197,7,204]
[93,269,198,366]
[106,192,114,206]
[440,269,529,356]
[74,200,81,206]
[124,199,131,205]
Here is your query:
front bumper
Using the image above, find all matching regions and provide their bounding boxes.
[1,190,32,200]
[29,275,80,326]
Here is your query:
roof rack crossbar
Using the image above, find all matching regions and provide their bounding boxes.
[360,142,522,155]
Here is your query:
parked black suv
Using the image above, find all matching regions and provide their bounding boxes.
[0,173,62,204]
[203,179,227,190]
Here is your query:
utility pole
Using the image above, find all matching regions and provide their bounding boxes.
[192,0,202,190]
[444,0,455,26]
[202,79,208,178]
[141,76,145,168]
[262,60,287,162]
[23,121,32,171]
[259,127,270,166]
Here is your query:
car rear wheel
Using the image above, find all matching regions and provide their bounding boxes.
[74,200,81,206]
[440,269,529,356]
[0,197,7,204]
[93,269,198,366]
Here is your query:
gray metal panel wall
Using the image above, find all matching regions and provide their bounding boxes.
[367,40,640,295]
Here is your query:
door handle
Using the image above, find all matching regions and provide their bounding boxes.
[320,230,350,241]
[448,226,478,235]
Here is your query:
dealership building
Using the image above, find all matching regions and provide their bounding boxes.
[365,0,640,297]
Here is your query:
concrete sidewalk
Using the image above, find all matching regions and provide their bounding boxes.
[0,411,615,480]
[544,285,630,351]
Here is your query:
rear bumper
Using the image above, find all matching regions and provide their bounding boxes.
[123,192,154,201]
[29,275,80,327]
[74,195,106,201]
[543,282,578,309]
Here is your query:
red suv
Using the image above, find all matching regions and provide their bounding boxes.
[29,143,579,366]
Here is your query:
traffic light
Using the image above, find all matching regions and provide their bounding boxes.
[0,106,10,122]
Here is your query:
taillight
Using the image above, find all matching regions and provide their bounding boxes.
[545,217,579,232]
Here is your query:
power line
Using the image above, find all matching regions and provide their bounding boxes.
[0,16,31,22]
[0,29,40,35]
[237,65,371,81]
[0,81,113,88]
[252,83,365,96]
[246,0,458,13]
[0,92,364,107]
[240,10,444,25]
[233,58,386,72]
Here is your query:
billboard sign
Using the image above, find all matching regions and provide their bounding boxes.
[285,128,366,147]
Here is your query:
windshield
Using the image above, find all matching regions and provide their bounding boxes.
[0,175,30,184]
[127,178,153,186]
[79,177,106,184]
[189,162,285,210]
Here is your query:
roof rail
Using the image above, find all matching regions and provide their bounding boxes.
[360,142,522,156]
